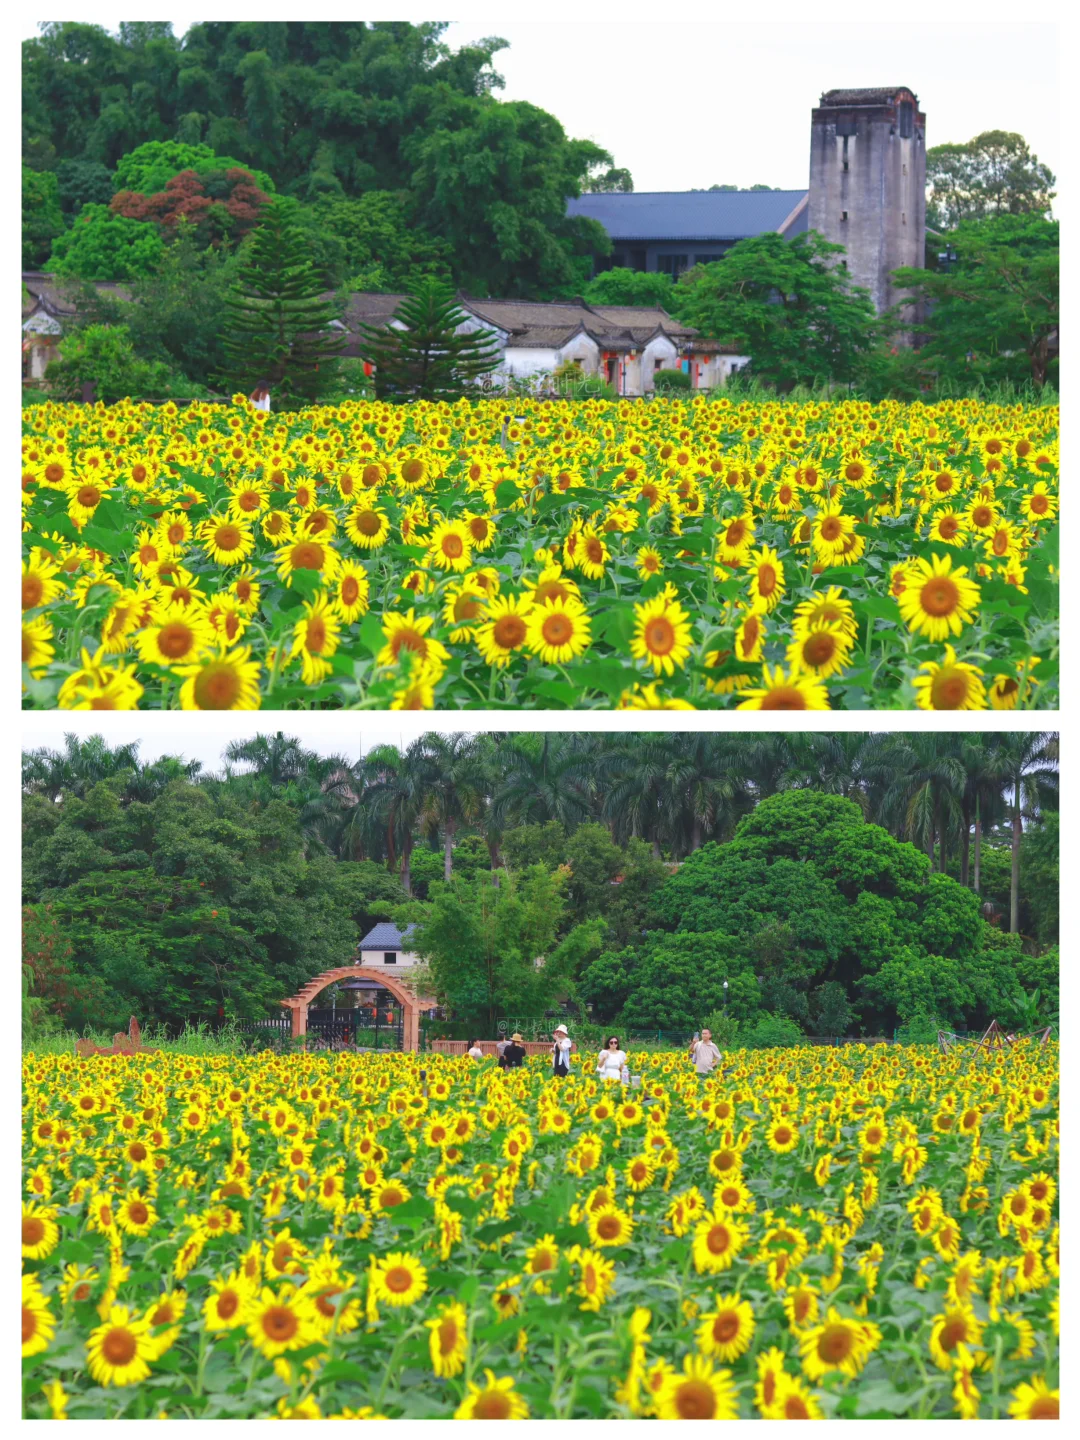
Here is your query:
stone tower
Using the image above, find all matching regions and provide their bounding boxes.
[808,87,926,324]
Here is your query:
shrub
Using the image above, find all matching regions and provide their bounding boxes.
[742,1012,803,1049]
[653,368,691,391]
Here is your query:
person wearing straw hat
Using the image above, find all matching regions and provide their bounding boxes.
[551,1024,572,1078]
[500,1032,527,1069]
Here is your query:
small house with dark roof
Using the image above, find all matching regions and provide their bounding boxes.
[357,921,420,970]
[567,190,809,279]
[22,272,133,383]
[343,291,747,395]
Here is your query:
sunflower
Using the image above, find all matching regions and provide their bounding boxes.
[716,512,755,567]
[22,550,66,612]
[897,553,981,641]
[575,1247,617,1311]
[525,597,591,666]
[426,1300,469,1378]
[331,562,371,623]
[203,1272,251,1331]
[616,683,696,710]
[454,1369,530,1420]
[116,1192,158,1237]
[22,1274,55,1358]
[654,1353,739,1420]
[636,545,664,579]
[136,608,216,667]
[290,592,342,686]
[175,645,262,710]
[737,664,831,711]
[143,1289,186,1360]
[261,509,294,547]
[913,647,987,711]
[762,1374,826,1420]
[86,1305,154,1387]
[376,609,451,671]
[442,580,488,642]
[275,537,341,586]
[246,1286,318,1358]
[786,622,853,680]
[745,545,785,613]
[588,1203,635,1248]
[1008,1377,1059,1420]
[390,658,443,710]
[372,1251,428,1307]
[799,1307,880,1381]
[427,519,473,574]
[766,1116,800,1154]
[812,500,856,561]
[1021,482,1057,524]
[793,585,858,641]
[630,593,693,676]
[695,1294,755,1362]
[927,508,969,547]
[21,615,55,680]
[200,516,256,567]
[692,1212,747,1274]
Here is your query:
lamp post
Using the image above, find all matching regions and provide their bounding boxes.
[723,979,729,1011]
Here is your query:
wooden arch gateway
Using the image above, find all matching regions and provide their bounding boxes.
[281,967,421,1051]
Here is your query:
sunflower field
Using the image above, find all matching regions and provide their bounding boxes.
[22,1041,1059,1419]
[22,394,1058,711]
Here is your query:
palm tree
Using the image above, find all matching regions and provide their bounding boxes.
[361,738,433,896]
[489,733,594,833]
[659,733,750,855]
[873,733,966,869]
[988,733,1059,932]
[22,732,143,800]
[224,732,318,789]
[418,732,486,880]
[956,735,1006,892]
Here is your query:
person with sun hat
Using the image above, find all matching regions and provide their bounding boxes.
[551,1024,572,1078]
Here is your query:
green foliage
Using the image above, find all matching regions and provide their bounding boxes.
[72,222,240,390]
[113,139,275,197]
[221,199,345,404]
[407,865,602,1029]
[359,278,501,401]
[45,324,180,403]
[673,230,879,389]
[55,158,114,221]
[926,130,1055,231]
[811,980,855,1037]
[23,166,65,268]
[893,215,1058,388]
[653,369,691,391]
[1019,812,1058,947]
[501,821,567,872]
[741,1013,803,1049]
[588,931,751,1033]
[23,22,614,299]
[46,202,164,281]
[583,267,675,309]
[293,191,452,292]
[894,1013,943,1046]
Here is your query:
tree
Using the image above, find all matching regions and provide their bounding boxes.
[407,865,601,1030]
[55,158,114,221]
[811,981,854,1039]
[587,167,633,193]
[583,268,676,310]
[44,324,178,403]
[673,231,878,389]
[926,131,1055,231]
[221,199,345,404]
[406,94,612,297]
[359,279,502,401]
[418,732,485,880]
[23,166,65,268]
[223,731,319,789]
[46,202,164,281]
[893,215,1059,387]
[111,166,271,247]
[361,739,432,897]
[293,191,453,291]
[988,733,1058,934]
[112,139,275,198]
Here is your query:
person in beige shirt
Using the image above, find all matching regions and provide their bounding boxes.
[689,1027,722,1075]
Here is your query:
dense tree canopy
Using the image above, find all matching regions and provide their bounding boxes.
[926,130,1055,232]
[24,21,614,301]
[22,730,1056,1040]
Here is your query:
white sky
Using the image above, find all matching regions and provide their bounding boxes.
[20,15,1060,194]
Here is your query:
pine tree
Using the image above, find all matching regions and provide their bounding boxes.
[359,279,502,400]
[221,200,344,405]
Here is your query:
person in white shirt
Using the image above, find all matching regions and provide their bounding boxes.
[689,1027,723,1076]
[551,1024,572,1078]
[248,382,272,413]
[467,1038,484,1061]
[597,1035,628,1083]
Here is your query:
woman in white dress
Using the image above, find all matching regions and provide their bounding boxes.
[248,382,272,413]
[596,1035,628,1084]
